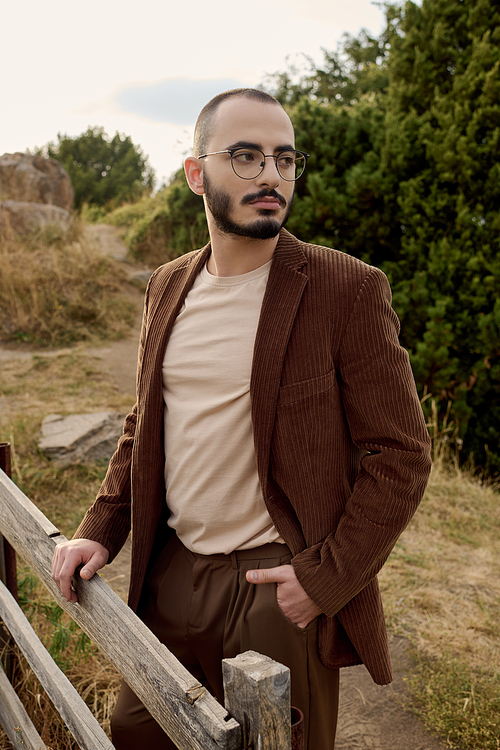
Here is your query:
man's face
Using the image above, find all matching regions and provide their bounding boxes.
[199,97,296,240]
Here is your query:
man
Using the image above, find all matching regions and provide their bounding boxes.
[52,88,432,749]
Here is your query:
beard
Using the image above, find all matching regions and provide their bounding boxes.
[203,173,294,240]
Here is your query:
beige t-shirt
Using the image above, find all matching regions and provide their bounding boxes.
[162,259,283,554]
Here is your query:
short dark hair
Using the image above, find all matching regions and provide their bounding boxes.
[194,88,284,157]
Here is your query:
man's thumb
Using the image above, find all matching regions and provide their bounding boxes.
[246,567,285,584]
[80,554,103,580]
[246,569,264,584]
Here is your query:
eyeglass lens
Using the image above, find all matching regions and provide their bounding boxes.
[231,148,306,181]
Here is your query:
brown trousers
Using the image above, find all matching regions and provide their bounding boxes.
[111,535,339,749]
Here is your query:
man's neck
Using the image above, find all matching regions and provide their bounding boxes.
[207,229,280,277]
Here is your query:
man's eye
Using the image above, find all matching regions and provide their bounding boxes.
[233,151,257,163]
[277,153,295,168]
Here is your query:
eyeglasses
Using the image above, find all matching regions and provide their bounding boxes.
[197,147,309,181]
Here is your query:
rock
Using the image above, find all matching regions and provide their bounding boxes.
[0,200,72,235]
[0,152,74,210]
[39,412,125,467]
[0,152,74,236]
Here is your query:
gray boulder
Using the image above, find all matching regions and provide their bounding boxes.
[39,412,125,468]
[0,152,74,236]
[0,200,72,235]
[0,152,74,210]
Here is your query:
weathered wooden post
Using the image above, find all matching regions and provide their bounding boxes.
[290,707,304,750]
[223,650,292,750]
[0,442,18,681]
[0,443,17,602]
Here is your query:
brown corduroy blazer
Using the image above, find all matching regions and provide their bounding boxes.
[75,229,432,685]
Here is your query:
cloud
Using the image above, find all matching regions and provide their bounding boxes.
[113,77,246,125]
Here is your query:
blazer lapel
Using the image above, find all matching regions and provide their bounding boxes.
[137,245,211,400]
[251,230,308,489]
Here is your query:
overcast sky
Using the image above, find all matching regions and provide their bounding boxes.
[1,0,386,186]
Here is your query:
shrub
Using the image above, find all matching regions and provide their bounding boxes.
[106,168,208,268]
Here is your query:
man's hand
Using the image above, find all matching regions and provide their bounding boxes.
[246,564,322,628]
[51,539,109,603]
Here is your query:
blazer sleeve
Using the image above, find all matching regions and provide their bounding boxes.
[72,275,154,562]
[292,266,432,617]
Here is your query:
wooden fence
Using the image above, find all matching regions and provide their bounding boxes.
[0,444,297,750]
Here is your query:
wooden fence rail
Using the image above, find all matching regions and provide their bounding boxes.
[0,459,293,750]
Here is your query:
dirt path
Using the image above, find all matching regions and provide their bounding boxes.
[83,224,147,395]
[336,639,444,749]
[1,226,447,749]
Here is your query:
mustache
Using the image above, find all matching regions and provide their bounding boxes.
[240,188,287,208]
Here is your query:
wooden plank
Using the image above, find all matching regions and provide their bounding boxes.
[0,468,60,539]
[223,651,291,750]
[0,580,114,750]
[0,469,242,750]
[0,663,48,750]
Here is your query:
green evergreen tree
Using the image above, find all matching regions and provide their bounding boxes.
[382,0,500,472]
[267,1,500,473]
[265,23,401,267]
[43,127,155,209]
[264,24,393,107]
[284,96,398,268]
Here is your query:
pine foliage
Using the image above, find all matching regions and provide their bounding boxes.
[40,127,155,210]
[382,0,500,474]
[266,0,500,474]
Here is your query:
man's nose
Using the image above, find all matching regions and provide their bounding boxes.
[255,155,281,187]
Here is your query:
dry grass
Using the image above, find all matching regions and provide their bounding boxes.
[0,225,137,747]
[0,219,136,347]
[379,457,500,747]
[1,575,121,749]
[0,348,133,418]
[380,460,500,670]
[0,654,120,750]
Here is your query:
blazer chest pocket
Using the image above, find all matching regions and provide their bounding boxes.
[277,369,336,406]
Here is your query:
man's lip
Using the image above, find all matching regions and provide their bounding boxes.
[249,198,283,209]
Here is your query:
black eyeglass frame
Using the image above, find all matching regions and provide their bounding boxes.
[197,147,310,182]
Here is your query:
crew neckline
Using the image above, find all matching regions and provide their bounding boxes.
[200,258,273,287]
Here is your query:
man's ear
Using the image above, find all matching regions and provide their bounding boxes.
[184,156,205,195]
